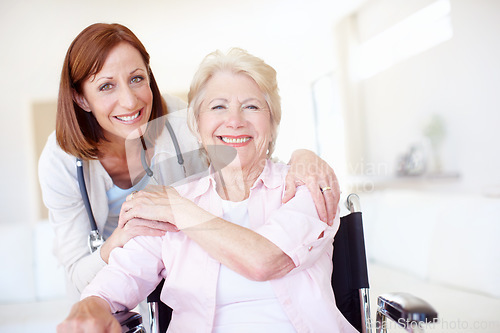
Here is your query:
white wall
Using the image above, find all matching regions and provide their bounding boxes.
[0,0,365,225]
[340,0,500,196]
[333,0,500,297]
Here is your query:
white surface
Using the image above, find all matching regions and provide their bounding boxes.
[33,221,67,301]
[369,263,500,333]
[0,220,78,332]
[358,189,500,298]
[0,299,72,333]
[0,221,66,304]
[0,224,36,303]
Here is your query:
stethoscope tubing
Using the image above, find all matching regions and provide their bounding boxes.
[141,118,186,179]
[77,118,185,252]
[76,158,99,232]
[165,119,184,166]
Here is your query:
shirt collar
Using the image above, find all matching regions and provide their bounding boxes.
[186,159,283,199]
[250,159,284,190]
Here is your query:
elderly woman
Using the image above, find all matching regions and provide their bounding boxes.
[58,48,356,333]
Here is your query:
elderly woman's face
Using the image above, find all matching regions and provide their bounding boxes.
[197,71,272,170]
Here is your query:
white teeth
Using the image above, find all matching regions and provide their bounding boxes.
[116,112,140,121]
[221,137,251,144]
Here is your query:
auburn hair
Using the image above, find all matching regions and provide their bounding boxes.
[56,23,167,159]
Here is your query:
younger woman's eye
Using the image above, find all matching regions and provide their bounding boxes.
[131,76,144,84]
[99,83,113,91]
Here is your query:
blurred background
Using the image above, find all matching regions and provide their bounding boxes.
[1,0,499,331]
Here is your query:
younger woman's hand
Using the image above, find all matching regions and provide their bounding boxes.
[100,216,177,263]
[284,149,340,225]
[100,187,180,263]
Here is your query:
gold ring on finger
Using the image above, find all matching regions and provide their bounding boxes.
[320,186,332,193]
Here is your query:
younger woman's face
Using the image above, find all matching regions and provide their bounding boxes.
[76,42,153,144]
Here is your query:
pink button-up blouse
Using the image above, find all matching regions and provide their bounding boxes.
[82,160,357,333]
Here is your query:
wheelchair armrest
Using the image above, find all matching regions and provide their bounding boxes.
[113,311,146,333]
[377,292,438,329]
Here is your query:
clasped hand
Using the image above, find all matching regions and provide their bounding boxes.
[119,185,211,231]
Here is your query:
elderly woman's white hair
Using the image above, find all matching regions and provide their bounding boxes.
[187,48,281,158]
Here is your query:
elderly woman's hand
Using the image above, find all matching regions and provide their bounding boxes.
[283,149,340,225]
[118,185,212,231]
[57,296,120,333]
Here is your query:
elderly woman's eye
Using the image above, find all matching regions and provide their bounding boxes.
[211,105,225,110]
[244,105,260,111]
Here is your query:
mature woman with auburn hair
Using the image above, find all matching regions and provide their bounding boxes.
[39,23,340,303]
[56,23,166,160]
[39,23,204,298]
[58,48,356,333]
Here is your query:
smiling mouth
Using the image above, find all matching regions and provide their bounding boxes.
[115,110,141,122]
[219,136,251,144]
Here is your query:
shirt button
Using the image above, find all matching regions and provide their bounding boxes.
[308,246,313,251]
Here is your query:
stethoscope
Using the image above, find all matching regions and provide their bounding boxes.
[76,119,185,253]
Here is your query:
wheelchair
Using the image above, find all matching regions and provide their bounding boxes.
[117,194,438,333]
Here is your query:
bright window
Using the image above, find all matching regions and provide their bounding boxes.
[355,0,453,80]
